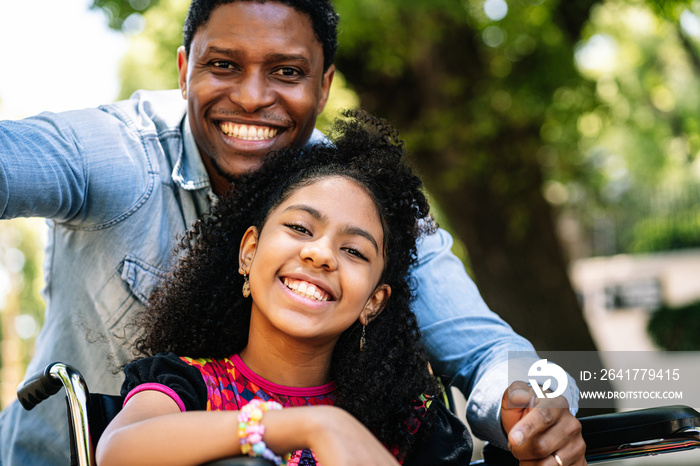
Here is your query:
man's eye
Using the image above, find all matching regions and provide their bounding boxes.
[211,61,235,69]
[273,67,301,77]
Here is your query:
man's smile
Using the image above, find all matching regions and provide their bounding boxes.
[219,122,279,140]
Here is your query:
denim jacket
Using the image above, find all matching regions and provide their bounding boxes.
[0,90,577,465]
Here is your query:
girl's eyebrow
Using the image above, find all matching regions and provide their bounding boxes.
[284,204,380,254]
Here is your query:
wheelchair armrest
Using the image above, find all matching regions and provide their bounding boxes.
[474,405,700,465]
[581,405,700,450]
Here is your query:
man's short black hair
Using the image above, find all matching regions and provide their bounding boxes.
[183,0,338,71]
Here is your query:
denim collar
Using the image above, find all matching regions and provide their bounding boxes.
[172,116,212,191]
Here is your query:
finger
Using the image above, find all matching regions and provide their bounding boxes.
[502,381,538,436]
[508,403,560,450]
[503,380,536,409]
[511,411,583,462]
[519,445,587,466]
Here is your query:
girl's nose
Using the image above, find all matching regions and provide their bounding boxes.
[300,241,338,271]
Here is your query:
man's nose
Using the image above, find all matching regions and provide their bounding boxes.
[230,71,275,113]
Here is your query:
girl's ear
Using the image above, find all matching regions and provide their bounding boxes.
[239,226,259,275]
[359,284,391,325]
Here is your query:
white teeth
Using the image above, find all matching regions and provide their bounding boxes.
[220,122,278,140]
[283,278,330,302]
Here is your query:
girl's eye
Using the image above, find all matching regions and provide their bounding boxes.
[286,223,309,234]
[343,247,368,261]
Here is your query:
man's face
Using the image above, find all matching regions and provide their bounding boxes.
[178,1,335,193]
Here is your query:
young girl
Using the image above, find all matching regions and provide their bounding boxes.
[96,113,472,466]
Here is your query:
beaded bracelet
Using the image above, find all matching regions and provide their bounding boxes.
[238,399,291,466]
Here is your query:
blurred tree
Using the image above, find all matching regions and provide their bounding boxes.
[92,0,163,30]
[0,219,46,407]
[564,0,700,257]
[112,0,189,99]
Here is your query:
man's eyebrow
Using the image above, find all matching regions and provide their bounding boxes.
[265,53,311,66]
[284,204,380,254]
[205,47,311,65]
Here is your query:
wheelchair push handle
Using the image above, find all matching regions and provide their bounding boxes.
[17,362,70,410]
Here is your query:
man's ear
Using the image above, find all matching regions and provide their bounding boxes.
[238,226,259,274]
[359,284,391,325]
[177,46,188,100]
[316,64,335,115]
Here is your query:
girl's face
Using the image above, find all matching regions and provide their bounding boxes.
[239,176,390,348]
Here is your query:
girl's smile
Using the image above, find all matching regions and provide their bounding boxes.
[281,276,333,302]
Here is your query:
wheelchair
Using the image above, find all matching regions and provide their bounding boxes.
[17,362,700,466]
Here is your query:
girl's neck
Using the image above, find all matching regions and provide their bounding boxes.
[239,327,335,388]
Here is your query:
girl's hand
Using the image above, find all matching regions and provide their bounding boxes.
[263,405,399,466]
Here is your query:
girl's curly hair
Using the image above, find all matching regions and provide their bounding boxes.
[132,110,440,456]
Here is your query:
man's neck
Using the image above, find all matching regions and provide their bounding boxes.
[200,152,233,196]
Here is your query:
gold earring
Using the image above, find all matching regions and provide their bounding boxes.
[242,272,250,298]
[359,325,366,351]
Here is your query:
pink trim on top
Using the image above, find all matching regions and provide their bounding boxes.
[123,383,187,412]
[232,354,336,396]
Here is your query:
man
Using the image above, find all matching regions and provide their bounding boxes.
[0,1,585,464]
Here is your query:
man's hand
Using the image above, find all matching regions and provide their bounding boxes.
[500,381,586,465]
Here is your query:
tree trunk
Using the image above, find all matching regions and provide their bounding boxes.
[414,136,597,352]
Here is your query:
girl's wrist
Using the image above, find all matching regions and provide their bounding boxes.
[261,405,335,453]
[238,400,291,465]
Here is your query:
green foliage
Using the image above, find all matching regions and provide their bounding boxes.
[647,300,700,350]
[551,0,700,256]
[0,219,46,368]
[628,212,700,253]
[92,0,162,30]
[316,72,360,134]
[117,0,189,99]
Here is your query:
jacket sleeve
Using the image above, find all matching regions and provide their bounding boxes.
[0,108,152,225]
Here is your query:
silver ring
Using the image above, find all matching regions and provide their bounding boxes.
[552,452,564,466]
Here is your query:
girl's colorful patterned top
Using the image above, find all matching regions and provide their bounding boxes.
[182,354,335,466]
[120,352,461,465]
